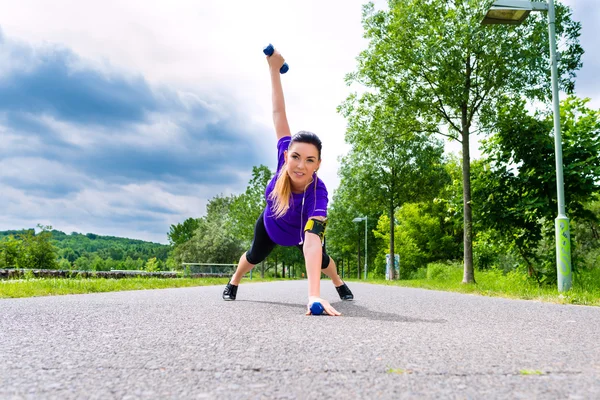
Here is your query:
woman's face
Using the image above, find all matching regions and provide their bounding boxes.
[284,141,321,189]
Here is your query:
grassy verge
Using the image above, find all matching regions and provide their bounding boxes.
[2,264,599,306]
[0,276,277,299]
[361,262,600,306]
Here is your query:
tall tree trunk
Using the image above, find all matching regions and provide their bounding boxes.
[461,110,475,284]
[389,202,395,280]
[261,260,264,278]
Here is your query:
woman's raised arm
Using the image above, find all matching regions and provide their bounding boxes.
[267,49,291,140]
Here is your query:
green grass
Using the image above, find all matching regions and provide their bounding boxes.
[0,276,278,299]
[520,369,544,375]
[359,262,600,306]
[386,368,413,374]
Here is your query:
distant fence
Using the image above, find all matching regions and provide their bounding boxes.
[181,263,237,277]
[0,268,232,280]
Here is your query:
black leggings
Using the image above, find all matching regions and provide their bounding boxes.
[245,211,331,269]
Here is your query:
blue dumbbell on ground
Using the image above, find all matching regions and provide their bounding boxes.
[263,44,289,74]
[309,301,324,316]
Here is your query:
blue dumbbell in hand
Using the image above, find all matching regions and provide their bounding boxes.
[263,44,289,74]
[309,301,324,316]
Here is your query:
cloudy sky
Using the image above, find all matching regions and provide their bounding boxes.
[0,0,598,244]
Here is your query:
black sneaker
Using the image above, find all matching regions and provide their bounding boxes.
[336,283,354,301]
[222,282,238,301]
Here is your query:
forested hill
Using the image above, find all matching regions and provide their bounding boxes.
[0,229,170,262]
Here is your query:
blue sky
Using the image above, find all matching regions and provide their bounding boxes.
[0,0,598,243]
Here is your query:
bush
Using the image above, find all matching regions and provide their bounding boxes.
[409,268,427,280]
[575,268,600,292]
[426,261,461,281]
[58,259,72,270]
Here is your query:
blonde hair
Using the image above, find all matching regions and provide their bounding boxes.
[269,165,293,218]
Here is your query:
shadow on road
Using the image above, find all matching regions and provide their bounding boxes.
[238,300,447,324]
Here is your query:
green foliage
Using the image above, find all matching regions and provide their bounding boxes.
[52,231,168,261]
[343,0,583,282]
[168,165,311,273]
[168,218,200,247]
[374,213,424,277]
[90,255,106,272]
[426,261,462,281]
[58,259,72,270]
[427,263,451,281]
[171,195,244,266]
[337,80,448,280]
[476,97,600,278]
[0,235,22,268]
[228,165,273,245]
[145,257,159,272]
[0,228,170,271]
[327,181,382,278]
[23,269,35,280]
[472,229,512,271]
[13,225,58,270]
[74,255,91,271]
[571,199,600,270]
[408,268,427,280]
[371,201,462,277]
[398,202,462,261]
[520,370,544,376]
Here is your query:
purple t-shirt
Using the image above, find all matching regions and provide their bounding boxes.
[264,136,328,246]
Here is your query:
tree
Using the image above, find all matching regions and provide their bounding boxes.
[90,255,106,272]
[327,182,378,278]
[18,225,58,270]
[168,218,201,247]
[345,0,583,283]
[60,248,78,263]
[43,230,168,264]
[168,166,273,272]
[74,255,91,271]
[145,257,159,272]
[571,198,600,271]
[228,165,273,245]
[339,91,448,279]
[58,259,71,270]
[0,235,22,268]
[172,195,244,265]
[475,96,600,279]
[124,256,137,270]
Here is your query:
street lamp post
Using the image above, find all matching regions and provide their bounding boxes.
[352,216,368,280]
[482,0,572,291]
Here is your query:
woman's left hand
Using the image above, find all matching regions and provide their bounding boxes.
[306,296,341,316]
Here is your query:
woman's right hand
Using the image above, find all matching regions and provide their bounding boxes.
[306,297,342,316]
[266,49,286,72]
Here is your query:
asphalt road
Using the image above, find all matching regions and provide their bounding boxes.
[1,280,599,399]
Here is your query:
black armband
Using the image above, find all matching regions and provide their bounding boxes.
[304,218,327,242]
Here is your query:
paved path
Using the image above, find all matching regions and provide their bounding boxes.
[1,280,599,399]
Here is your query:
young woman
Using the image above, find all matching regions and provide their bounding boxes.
[222,47,354,316]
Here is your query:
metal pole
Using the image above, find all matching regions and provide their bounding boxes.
[364,216,368,280]
[548,0,571,291]
[357,234,360,279]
